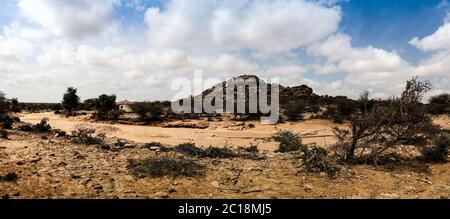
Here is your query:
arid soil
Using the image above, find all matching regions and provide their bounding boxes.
[19,112,343,151]
[0,113,449,199]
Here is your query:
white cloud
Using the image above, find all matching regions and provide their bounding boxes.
[411,13,450,86]
[309,34,410,75]
[145,0,341,54]
[410,24,450,52]
[18,0,119,39]
[306,33,415,98]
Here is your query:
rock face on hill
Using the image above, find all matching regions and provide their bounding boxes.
[194,75,317,109]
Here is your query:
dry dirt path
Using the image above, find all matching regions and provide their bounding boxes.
[20,112,342,151]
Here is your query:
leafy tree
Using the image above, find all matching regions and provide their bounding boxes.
[62,87,80,116]
[93,94,117,120]
[82,98,97,111]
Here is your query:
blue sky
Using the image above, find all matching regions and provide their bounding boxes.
[340,0,448,63]
[1,0,450,102]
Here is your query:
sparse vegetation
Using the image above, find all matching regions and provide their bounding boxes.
[428,93,450,115]
[32,118,52,133]
[272,130,340,178]
[422,133,449,163]
[2,116,13,129]
[71,128,106,145]
[284,101,306,121]
[92,94,120,121]
[174,143,205,157]
[132,101,164,122]
[272,130,304,153]
[301,145,340,178]
[127,157,205,178]
[0,172,18,182]
[0,128,8,139]
[333,77,441,163]
[18,123,33,132]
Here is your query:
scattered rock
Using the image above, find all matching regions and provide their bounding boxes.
[80,178,91,185]
[31,157,42,163]
[93,184,103,191]
[155,192,169,199]
[241,188,262,194]
[162,121,209,129]
[168,187,177,194]
[16,160,26,165]
[379,193,400,199]
[123,143,134,148]
[210,181,221,189]
[303,184,313,191]
[13,192,20,197]
[57,161,67,167]
[117,139,128,147]
[418,178,433,185]
[149,146,162,151]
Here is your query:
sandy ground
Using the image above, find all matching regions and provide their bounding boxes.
[0,113,448,199]
[19,112,344,151]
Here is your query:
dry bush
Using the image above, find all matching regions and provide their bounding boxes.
[143,141,164,148]
[0,128,8,139]
[174,143,205,157]
[71,128,106,145]
[32,118,52,133]
[172,142,261,159]
[18,123,33,132]
[272,130,340,178]
[332,78,441,163]
[173,143,239,158]
[284,101,306,121]
[127,157,205,178]
[0,172,18,182]
[2,116,13,130]
[301,145,340,178]
[272,130,305,153]
[203,146,238,158]
[422,133,449,163]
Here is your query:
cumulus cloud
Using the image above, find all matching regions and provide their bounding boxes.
[145,0,341,53]
[306,33,415,97]
[309,34,410,74]
[409,12,450,98]
[2,0,449,102]
[18,0,119,39]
